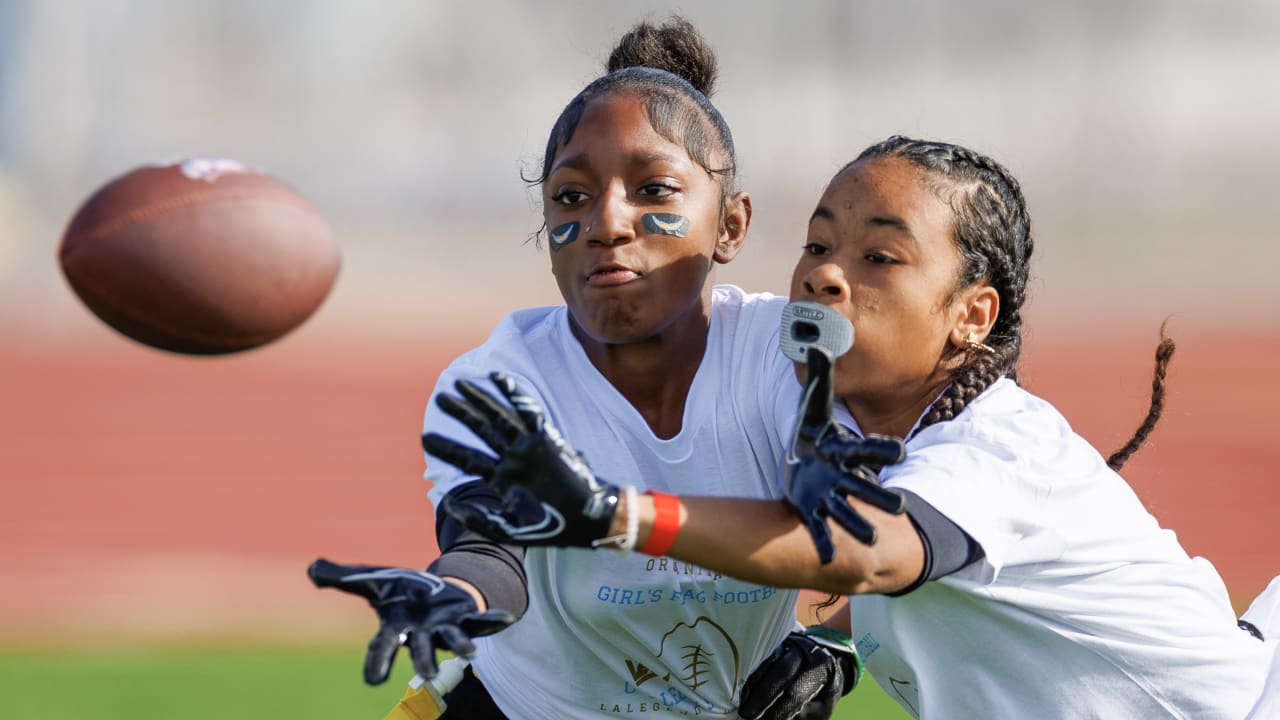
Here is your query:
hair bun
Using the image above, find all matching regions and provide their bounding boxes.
[607,17,719,97]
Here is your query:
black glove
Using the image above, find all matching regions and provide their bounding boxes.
[422,372,622,547]
[785,346,907,563]
[307,558,515,684]
[738,626,864,720]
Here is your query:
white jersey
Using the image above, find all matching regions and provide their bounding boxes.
[847,378,1270,719]
[424,285,802,720]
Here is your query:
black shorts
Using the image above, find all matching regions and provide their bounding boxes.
[439,665,508,719]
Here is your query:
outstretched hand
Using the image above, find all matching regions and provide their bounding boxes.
[307,558,515,684]
[784,346,907,564]
[422,373,621,548]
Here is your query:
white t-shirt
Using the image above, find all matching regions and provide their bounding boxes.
[424,285,802,720]
[847,378,1270,719]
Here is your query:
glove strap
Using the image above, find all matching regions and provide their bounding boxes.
[592,485,639,553]
[638,490,682,556]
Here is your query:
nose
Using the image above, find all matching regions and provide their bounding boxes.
[800,261,850,302]
[585,181,637,247]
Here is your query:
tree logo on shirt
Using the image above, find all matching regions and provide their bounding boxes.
[623,616,741,694]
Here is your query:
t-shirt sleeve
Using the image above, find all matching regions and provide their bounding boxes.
[878,423,1040,585]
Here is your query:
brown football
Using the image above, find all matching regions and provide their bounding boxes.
[58,158,340,355]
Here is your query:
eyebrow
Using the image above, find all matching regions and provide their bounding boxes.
[809,206,918,242]
[867,215,914,238]
[550,151,685,176]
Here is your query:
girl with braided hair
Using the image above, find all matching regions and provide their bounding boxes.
[429,136,1278,717]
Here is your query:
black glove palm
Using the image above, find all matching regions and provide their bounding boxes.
[422,373,621,547]
[738,626,863,720]
[785,346,908,563]
[307,558,515,684]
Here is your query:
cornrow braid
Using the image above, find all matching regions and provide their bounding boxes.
[848,137,1034,433]
[1107,325,1177,471]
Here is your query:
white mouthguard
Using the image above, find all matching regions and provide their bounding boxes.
[779,301,854,363]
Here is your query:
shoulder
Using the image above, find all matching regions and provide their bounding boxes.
[712,284,787,315]
[445,305,565,377]
[710,284,787,343]
[910,379,1072,456]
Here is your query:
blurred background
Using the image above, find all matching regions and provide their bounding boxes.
[1,1,1277,717]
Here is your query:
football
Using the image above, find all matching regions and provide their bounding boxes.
[58,158,340,355]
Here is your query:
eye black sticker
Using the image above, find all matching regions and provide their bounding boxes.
[642,213,691,238]
[549,222,580,252]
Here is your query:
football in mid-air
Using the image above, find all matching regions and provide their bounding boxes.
[58,158,340,355]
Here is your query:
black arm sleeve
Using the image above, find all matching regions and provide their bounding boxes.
[426,481,529,617]
[886,489,984,597]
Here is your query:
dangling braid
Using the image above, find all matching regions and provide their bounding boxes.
[848,137,1035,432]
[1106,324,1176,471]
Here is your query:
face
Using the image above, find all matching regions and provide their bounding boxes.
[791,156,984,411]
[543,92,744,345]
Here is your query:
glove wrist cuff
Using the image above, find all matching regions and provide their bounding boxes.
[804,625,864,695]
[591,485,639,553]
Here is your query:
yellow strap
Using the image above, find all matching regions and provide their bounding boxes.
[382,683,445,720]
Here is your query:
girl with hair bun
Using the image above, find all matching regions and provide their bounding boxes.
[431,136,1279,718]
[312,18,860,720]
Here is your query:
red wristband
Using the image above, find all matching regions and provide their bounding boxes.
[639,490,682,556]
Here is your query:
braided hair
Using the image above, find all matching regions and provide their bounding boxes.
[530,17,738,209]
[852,136,1171,470]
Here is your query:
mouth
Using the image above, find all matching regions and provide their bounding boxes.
[586,262,642,287]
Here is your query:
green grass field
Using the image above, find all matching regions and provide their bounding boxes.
[0,646,910,719]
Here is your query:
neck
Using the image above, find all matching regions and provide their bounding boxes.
[569,302,711,440]
[842,371,953,439]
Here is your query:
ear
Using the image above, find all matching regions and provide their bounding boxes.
[949,283,999,350]
[713,191,751,264]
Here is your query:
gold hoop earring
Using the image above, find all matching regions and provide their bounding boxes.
[966,333,995,354]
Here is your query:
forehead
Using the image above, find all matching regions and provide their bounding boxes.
[817,156,953,233]
[552,92,692,170]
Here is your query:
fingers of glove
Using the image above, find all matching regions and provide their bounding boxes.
[821,435,905,473]
[794,664,843,720]
[860,434,907,466]
[799,346,836,434]
[458,609,518,638]
[422,433,498,480]
[800,507,837,564]
[454,377,527,444]
[760,662,829,720]
[363,623,408,685]
[738,639,804,719]
[432,622,477,660]
[826,497,878,546]
[406,628,442,680]
[838,471,906,515]
[435,392,512,454]
[307,558,379,599]
[489,372,548,434]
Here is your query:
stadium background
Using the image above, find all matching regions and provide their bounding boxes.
[0,1,1276,717]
